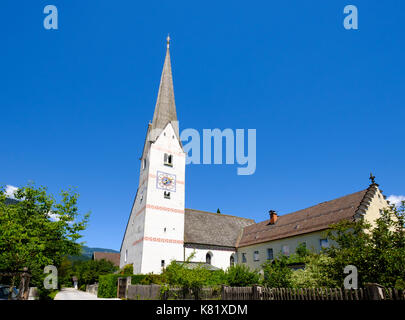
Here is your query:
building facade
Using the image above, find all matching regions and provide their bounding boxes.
[120,39,390,273]
[236,182,389,270]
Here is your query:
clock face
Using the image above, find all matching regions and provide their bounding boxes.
[156,171,176,192]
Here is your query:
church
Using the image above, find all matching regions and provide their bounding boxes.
[119,38,389,274]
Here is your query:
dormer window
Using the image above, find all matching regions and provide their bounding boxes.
[164,153,173,167]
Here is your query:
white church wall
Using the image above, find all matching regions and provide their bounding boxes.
[140,123,186,274]
[185,247,235,271]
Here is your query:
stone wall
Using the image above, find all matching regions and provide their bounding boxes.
[86,283,99,296]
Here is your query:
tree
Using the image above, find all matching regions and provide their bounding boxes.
[58,258,117,288]
[262,255,292,288]
[322,202,405,288]
[290,254,337,288]
[0,184,90,293]
[162,254,212,295]
[225,264,260,287]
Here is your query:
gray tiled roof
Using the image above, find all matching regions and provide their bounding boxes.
[184,209,255,248]
[150,44,179,141]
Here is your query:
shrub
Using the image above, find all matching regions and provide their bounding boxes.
[206,270,227,286]
[131,273,163,285]
[120,264,133,275]
[290,254,337,288]
[98,274,121,298]
[225,264,260,287]
[262,255,292,288]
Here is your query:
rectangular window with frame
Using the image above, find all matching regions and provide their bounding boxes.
[282,245,290,256]
[320,239,329,248]
[267,248,273,260]
[242,253,247,263]
[253,251,260,261]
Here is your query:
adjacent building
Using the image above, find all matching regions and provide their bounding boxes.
[236,181,389,270]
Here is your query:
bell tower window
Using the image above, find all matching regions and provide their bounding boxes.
[164,153,173,167]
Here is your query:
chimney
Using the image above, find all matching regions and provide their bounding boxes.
[269,210,278,224]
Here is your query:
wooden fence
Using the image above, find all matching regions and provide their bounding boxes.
[117,279,404,301]
[222,284,405,301]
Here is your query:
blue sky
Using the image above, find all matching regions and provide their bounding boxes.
[1,1,404,250]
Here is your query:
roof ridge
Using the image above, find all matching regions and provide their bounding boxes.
[185,208,254,221]
[277,189,367,217]
[243,204,358,236]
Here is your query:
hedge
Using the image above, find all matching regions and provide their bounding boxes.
[132,274,163,285]
[98,274,164,298]
[98,274,121,298]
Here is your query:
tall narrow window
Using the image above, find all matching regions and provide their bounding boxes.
[125,249,128,262]
[161,260,165,268]
[230,255,235,267]
[206,252,212,265]
[242,253,247,263]
[267,248,274,260]
[164,153,173,166]
[253,251,260,261]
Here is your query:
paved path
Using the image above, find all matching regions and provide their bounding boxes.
[54,288,120,300]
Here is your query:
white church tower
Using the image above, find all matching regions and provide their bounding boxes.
[120,36,186,274]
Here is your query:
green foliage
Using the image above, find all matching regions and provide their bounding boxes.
[225,264,260,287]
[206,270,227,286]
[58,257,117,288]
[98,274,121,298]
[295,242,310,259]
[162,260,211,292]
[119,264,133,275]
[131,273,163,285]
[262,255,292,288]
[322,203,405,288]
[290,254,337,288]
[48,290,59,300]
[0,184,90,296]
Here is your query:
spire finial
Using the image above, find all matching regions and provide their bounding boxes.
[369,172,377,185]
[166,34,170,49]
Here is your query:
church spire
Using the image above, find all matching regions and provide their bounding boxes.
[150,35,179,141]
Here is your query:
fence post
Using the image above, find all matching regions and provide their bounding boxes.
[252,285,263,300]
[365,283,385,300]
[221,285,229,300]
[126,276,131,299]
[18,267,31,300]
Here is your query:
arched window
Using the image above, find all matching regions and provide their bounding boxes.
[230,254,235,267]
[206,252,212,265]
